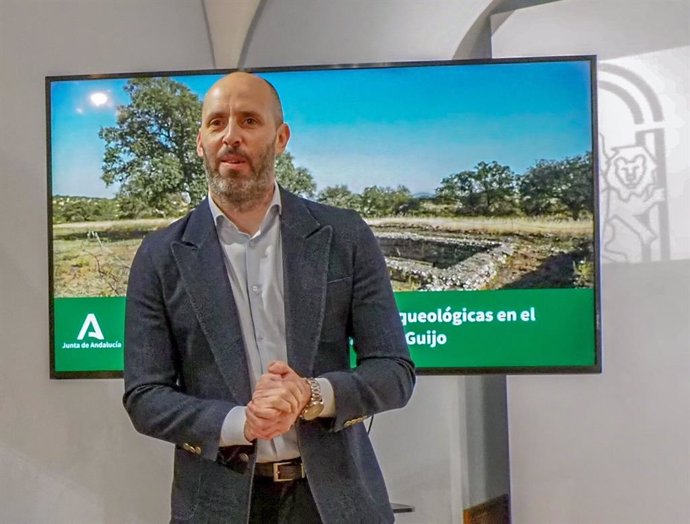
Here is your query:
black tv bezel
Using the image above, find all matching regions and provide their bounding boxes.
[47,55,601,379]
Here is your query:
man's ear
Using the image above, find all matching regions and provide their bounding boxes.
[196,130,204,158]
[275,123,290,155]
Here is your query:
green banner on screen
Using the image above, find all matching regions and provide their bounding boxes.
[395,288,595,369]
[53,288,594,374]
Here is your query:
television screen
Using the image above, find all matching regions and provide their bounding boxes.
[47,56,600,378]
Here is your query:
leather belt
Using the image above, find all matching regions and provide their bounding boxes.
[254,459,305,482]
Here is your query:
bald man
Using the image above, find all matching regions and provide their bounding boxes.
[123,72,415,523]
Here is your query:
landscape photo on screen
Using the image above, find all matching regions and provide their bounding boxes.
[49,58,597,375]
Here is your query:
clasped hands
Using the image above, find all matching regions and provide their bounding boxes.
[244,360,311,442]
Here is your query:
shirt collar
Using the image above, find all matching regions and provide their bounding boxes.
[207,179,282,233]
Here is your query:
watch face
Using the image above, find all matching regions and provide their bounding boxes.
[302,402,324,421]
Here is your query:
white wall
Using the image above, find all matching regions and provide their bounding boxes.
[0,1,213,522]
[368,374,510,524]
[492,1,690,522]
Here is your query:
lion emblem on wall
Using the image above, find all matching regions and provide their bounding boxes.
[601,142,665,261]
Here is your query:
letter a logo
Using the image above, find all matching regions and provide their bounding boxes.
[77,313,104,341]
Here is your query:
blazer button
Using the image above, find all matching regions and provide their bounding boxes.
[239,453,249,463]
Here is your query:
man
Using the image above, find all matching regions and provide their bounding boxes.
[123,71,415,523]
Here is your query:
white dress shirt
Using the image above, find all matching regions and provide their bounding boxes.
[209,183,335,462]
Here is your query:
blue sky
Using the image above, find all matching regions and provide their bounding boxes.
[50,60,592,198]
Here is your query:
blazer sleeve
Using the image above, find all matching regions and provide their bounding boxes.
[122,238,236,462]
[320,214,416,431]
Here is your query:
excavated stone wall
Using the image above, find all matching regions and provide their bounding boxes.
[373,231,514,291]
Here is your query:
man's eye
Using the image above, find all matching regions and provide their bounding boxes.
[245,117,257,125]
[209,119,223,127]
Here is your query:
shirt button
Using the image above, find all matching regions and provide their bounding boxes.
[251,285,260,293]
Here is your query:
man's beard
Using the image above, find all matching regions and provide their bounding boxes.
[204,142,275,210]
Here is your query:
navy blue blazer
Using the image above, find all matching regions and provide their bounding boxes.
[123,187,415,523]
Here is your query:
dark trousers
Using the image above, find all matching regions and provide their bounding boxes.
[249,477,322,524]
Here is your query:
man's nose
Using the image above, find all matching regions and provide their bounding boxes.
[222,121,241,147]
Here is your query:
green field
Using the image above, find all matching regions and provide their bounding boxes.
[53,218,169,297]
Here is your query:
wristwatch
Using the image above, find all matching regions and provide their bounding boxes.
[300,377,324,421]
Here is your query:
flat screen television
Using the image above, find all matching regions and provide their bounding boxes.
[47,56,600,378]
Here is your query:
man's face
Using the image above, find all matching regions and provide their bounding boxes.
[196,73,289,206]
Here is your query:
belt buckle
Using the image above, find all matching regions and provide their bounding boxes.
[272,460,304,482]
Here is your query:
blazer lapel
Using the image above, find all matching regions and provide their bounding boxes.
[280,189,333,377]
[171,199,252,404]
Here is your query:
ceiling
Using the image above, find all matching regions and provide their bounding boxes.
[201,0,562,69]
